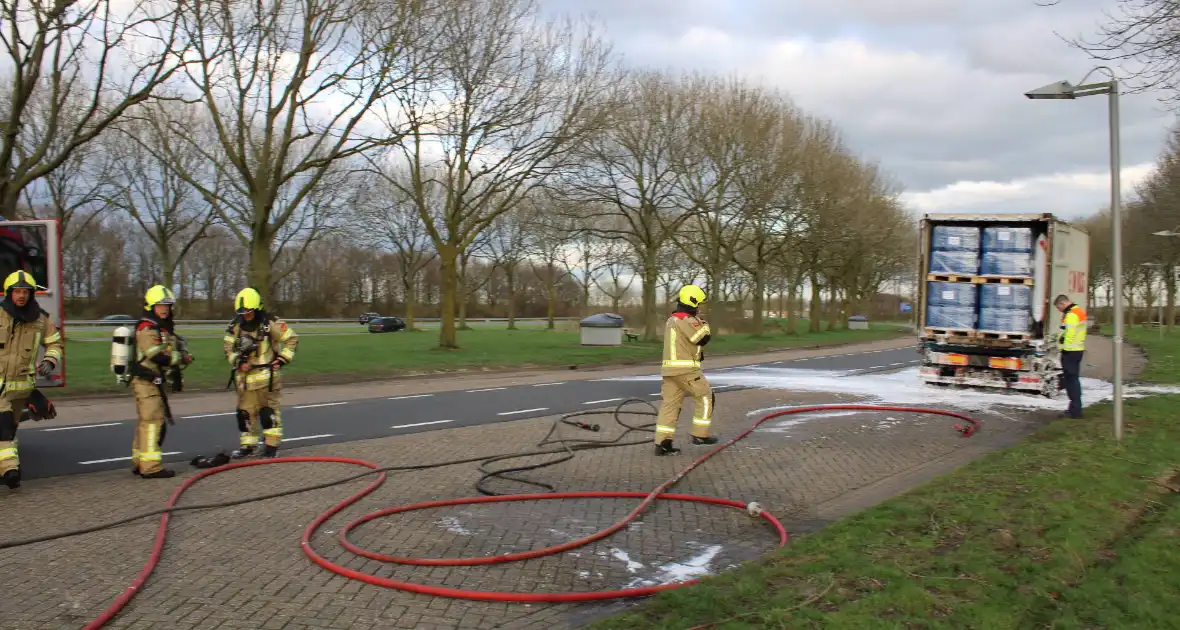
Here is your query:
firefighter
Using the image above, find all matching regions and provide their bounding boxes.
[224,288,298,458]
[655,284,719,456]
[0,270,63,489]
[130,285,192,479]
[1055,294,1087,419]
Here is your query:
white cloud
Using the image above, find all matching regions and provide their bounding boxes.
[543,0,1176,218]
[901,163,1155,220]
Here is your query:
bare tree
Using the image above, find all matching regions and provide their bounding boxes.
[561,70,694,340]
[528,201,570,329]
[372,0,613,348]
[143,0,427,298]
[357,170,438,330]
[559,205,609,316]
[1048,0,1180,106]
[593,242,635,312]
[103,105,216,287]
[0,0,184,217]
[482,201,533,329]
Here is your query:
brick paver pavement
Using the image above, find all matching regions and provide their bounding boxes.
[0,338,1140,629]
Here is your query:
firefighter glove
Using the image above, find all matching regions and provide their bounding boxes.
[26,389,55,420]
[36,358,55,377]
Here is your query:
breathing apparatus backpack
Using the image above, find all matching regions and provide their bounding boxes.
[111,321,189,392]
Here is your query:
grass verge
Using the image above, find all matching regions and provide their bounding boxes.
[589,329,1180,630]
[54,322,908,396]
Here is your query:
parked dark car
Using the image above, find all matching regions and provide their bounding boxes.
[358,312,380,324]
[101,314,136,324]
[367,316,406,333]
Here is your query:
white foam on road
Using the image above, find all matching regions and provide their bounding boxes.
[612,366,1180,414]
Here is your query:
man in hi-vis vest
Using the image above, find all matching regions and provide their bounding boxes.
[655,285,719,456]
[1055,294,1087,419]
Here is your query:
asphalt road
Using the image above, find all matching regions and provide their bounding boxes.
[15,345,921,480]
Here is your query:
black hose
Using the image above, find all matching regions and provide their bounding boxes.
[0,398,659,551]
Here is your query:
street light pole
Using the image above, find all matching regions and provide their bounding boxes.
[1025,67,1124,443]
[1109,78,1125,443]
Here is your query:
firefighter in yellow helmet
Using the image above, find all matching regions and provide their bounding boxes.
[224,288,298,458]
[129,285,192,479]
[0,271,64,488]
[655,284,718,455]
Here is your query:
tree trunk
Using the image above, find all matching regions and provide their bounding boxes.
[751,263,766,336]
[1167,269,1176,328]
[404,281,417,331]
[808,272,821,332]
[438,244,459,349]
[506,270,517,329]
[786,280,797,335]
[826,287,840,331]
[248,234,273,299]
[642,251,660,341]
[546,276,556,330]
[582,284,591,317]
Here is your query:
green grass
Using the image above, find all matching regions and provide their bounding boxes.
[589,328,1180,630]
[55,322,908,396]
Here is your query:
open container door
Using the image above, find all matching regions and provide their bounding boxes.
[0,219,65,388]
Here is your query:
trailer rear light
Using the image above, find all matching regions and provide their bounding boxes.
[944,353,969,366]
[988,357,1022,370]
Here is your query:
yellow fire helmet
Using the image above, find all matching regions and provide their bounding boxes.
[144,285,177,311]
[3,270,36,294]
[235,287,263,313]
[678,285,706,307]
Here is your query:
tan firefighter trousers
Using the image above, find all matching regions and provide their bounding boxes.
[655,371,714,443]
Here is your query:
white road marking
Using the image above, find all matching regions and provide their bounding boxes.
[80,452,182,465]
[769,361,783,365]
[388,394,434,400]
[532,382,565,387]
[890,362,905,366]
[293,402,348,410]
[649,392,662,396]
[283,434,335,442]
[497,407,549,416]
[392,420,454,429]
[466,387,507,393]
[42,422,121,432]
[182,412,236,419]
[583,398,623,405]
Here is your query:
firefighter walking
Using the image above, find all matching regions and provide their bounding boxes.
[129,285,192,479]
[0,271,63,489]
[655,285,719,456]
[1055,294,1087,419]
[224,288,298,458]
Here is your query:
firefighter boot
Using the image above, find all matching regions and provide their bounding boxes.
[261,444,278,458]
[692,435,719,445]
[654,439,680,456]
[232,445,256,459]
[139,468,176,479]
[2,469,19,489]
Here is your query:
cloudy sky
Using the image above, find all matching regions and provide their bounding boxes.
[540,0,1177,221]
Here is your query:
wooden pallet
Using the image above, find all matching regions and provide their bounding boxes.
[973,276,1034,285]
[977,330,1034,340]
[923,327,974,338]
[927,273,974,283]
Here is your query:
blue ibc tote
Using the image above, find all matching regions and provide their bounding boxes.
[978,284,1032,332]
[925,281,978,329]
[929,225,980,275]
[980,226,1034,276]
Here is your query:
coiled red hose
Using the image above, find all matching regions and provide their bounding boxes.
[84,404,979,627]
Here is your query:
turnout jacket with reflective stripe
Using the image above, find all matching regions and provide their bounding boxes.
[0,308,61,393]
[661,311,711,376]
[135,320,181,378]
[224,317,299,391]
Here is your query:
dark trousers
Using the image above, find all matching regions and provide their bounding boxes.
[1061,350,1084,417]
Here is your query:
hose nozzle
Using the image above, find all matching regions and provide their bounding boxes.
[746,501,763,518]
[571,421,600,432]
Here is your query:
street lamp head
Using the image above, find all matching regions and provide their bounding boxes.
[1024,80,1077,100]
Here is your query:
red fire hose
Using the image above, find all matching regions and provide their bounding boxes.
[83,404,979,628]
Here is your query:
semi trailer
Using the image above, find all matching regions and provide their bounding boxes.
[916,212,1090,396]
